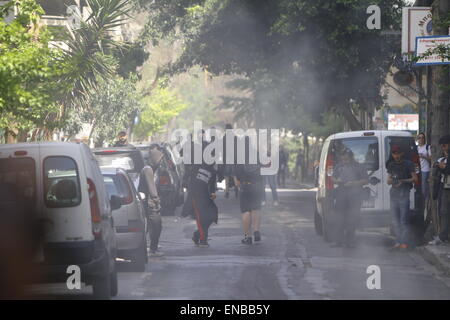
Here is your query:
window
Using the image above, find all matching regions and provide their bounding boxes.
[96,154,136,171]
[331,137,379,171]
[385,136,418,167]
[103,174,132,200]
[0,158,36,205]
[44,157,81,208]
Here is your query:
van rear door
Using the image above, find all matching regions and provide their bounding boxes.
[40,144,93,243]
[328,133,383,211]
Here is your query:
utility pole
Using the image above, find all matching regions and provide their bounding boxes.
[430,0,450,152]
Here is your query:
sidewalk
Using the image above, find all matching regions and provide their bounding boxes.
[283,179,315,190]
[417,244,450,276]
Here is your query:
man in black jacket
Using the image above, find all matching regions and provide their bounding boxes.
[429,135,450,245]
[182,162,218,247]
[113,131,134,148]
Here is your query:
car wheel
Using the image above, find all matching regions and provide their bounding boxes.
[314,207,323,236]
[92,256,112,300]
[132,236,147,272]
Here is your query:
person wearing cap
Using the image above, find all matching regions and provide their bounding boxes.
[331,148,369,248]
[113,131,134,148]
[387,144,418,251]
[429,135,450,245]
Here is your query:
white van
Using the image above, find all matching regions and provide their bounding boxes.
[315,130,423,242]
[0,142,120,299]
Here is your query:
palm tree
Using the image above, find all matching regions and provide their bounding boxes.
[27,0,133,142]
[61,0,132,108]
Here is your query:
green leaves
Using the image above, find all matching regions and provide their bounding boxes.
[0,1,66,130]
[0,0,133,140]
[74,75,141,145]
[61,0,132,102]
[133,86,186,140]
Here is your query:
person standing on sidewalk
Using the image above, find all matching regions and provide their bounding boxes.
[417,133,432,206]
[277,147,288,188]
[331,149,369,248]
[261,151,279,206]
[387,145,418,251]
[429,135,450,245]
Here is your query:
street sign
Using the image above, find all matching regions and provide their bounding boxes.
[388,114,419,132]
[402,7,432,54]
[415,36,450,66]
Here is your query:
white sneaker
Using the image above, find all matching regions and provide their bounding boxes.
[261,201,266,206]
[428,236,442,246]
[273,201,279,206]
[149,250,164,257]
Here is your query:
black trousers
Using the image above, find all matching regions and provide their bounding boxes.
[438,189,450,241]
[334,189,361,244]
[192,198,216,241]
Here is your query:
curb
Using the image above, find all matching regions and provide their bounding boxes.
[416,245,450,276]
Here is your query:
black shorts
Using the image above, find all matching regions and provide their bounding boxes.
[239,183,262,213]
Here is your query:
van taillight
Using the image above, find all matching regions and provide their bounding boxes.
[87,178,102,238]
[326,154,334,190]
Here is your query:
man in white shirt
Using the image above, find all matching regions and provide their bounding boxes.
[417,133,431,202]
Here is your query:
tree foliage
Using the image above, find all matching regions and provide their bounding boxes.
[133,86,187,140]
[136,0,406,131]
[0,0,68,131]
[79,75,142,146]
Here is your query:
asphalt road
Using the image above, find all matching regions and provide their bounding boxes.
[28,186,450,300]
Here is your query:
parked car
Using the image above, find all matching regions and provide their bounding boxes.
[93,147,145,190]
[101,167,148,271]
[148,142,185,216]
[0,142,120,299]
[315,130,422,242]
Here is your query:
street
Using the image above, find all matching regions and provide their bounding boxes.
[27,186,450,300]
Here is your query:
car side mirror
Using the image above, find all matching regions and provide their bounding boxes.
[110,195,122,211]
[369,176,381,186]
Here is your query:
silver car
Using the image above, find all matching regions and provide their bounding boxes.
[101,167,148,271]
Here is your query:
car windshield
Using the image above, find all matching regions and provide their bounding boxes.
[385,136,418,166]
[96,154,136,171]
[331,137,379,171]
[103,174,132,200]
